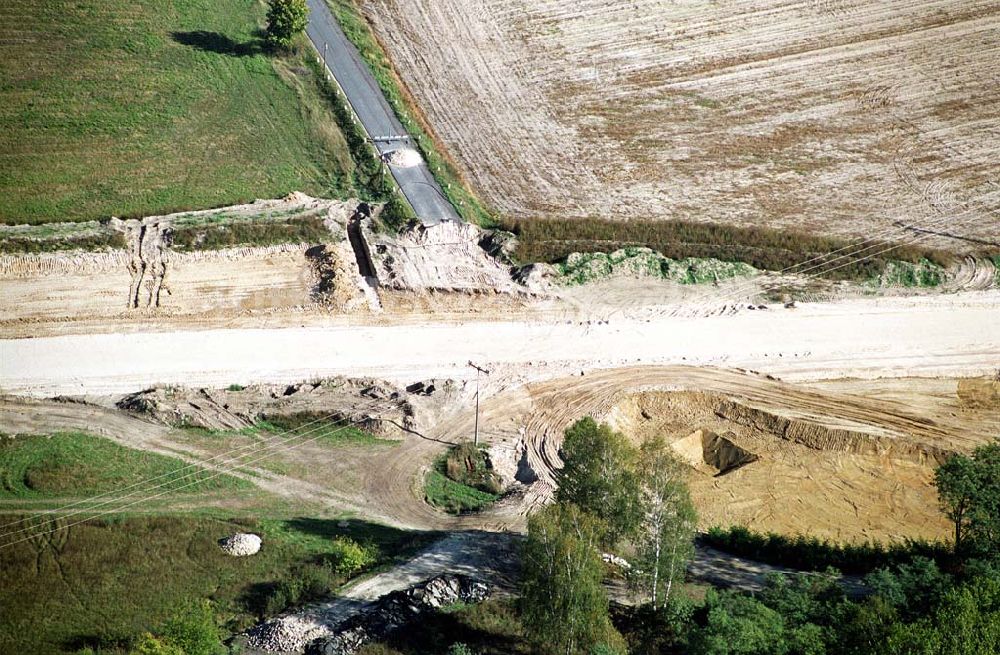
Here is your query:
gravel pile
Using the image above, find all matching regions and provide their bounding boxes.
[218,533,262,556]
[245,615,333,653]
[316,575,490,655]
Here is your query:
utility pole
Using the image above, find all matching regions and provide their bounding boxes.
[468,361,490,446]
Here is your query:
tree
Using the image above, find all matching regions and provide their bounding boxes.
[265,0,309,51]
[935,441,1000,555]
[521,503,626,655]
[633,436,697,609]
[557,417,643,545]
[688,589,789,655]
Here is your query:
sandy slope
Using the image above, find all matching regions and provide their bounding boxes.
[2,292,997,397]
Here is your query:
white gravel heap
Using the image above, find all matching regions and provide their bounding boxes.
[246,615,334,653]
[218,532,262,556]
[384,148,422,168]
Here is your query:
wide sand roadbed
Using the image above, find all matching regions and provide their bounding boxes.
[2,294,997,397]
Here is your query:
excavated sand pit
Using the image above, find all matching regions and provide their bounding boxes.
[671,429,758,476]
[601,388,954,541]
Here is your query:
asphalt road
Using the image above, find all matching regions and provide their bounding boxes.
[304,0,459,225]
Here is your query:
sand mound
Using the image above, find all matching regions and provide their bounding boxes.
[672,429,758,476]
[385,148,422,168]
[218,533,262,556]
[957,376,1000,409]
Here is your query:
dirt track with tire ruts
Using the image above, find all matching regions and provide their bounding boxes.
[5,367,995,542]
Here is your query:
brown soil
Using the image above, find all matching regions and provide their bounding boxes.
[2,366,996,543]
[358,0,1000,249]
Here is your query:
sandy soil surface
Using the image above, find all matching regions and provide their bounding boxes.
[359,0,999,248]
[4,364,996,542]
[2,291,996,397]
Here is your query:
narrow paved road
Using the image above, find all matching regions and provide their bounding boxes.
[304,0,459,225]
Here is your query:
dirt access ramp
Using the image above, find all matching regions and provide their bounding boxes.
[0,196,535,337]
[359,0,1000,247]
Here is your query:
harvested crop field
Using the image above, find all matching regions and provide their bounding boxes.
[358,0,1000,248]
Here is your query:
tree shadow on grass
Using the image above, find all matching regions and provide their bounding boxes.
[171,30,263,57]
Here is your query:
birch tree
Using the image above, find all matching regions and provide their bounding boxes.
[556,417,643,546]
[521,503,626,655]
[634,436,697,609]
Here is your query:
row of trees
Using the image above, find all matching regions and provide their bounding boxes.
[520,418,697,655]
[520,418,1000,655]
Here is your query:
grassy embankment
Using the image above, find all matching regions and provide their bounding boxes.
[0,0,364,227]
[505,216,956,283]
[181,413,399,449]
[0,432,248,499]
[0,432,435,654]
[424,443,503,514]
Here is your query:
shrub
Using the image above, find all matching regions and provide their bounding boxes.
[130,633,184,655]
[330,536,378,576]
[157,600,224,655]
[447,643,476,655]
[265,0,308,51]
[263,563,339,615]
[702,525,952,575]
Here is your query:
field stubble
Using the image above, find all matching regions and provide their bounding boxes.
[358,0,1000,248]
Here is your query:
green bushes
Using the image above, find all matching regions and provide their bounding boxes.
[444,443,504,495]
[503,216,953,281]
[702,525,952,575]
[154,601,225,655]
[329,536,379,575]
[261,563,340,616]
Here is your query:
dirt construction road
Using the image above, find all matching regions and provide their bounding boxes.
[2,293,997,397]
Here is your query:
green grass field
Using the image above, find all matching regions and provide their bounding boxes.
[0,432,249,498]
[424,469,500,515]
[0,0,357,225]
[0,514,436,654]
